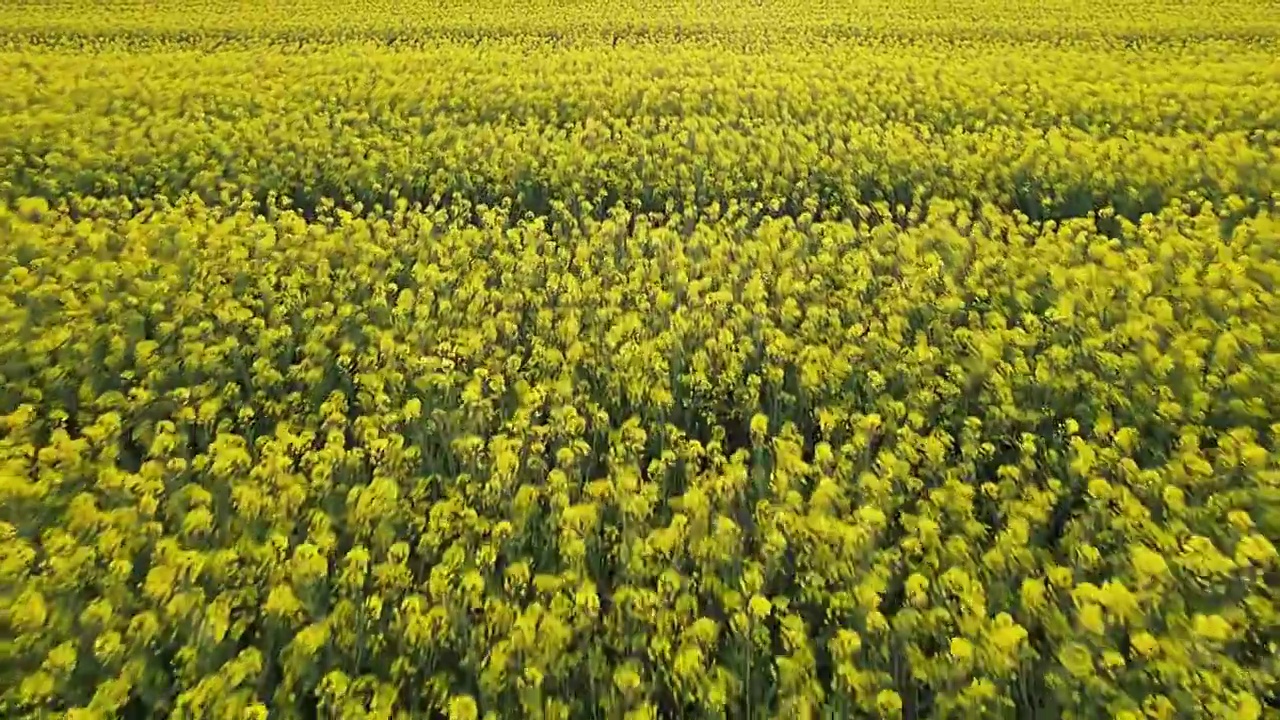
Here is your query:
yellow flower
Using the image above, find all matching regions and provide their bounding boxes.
[448,695,479,720]
[403,397,423,420]
[1058,643,1093,679]
[1237,693,1263,720]
[1192,614,1232,642]
[1130,631,1159,658]
[829,629,862,660]
[1130,545,1169,580]
[1097,581,1140,623]
[12,589,48,633]
[866,610,889,634]
[1236,534,1278,566]
[1047,565,1074,589]
[1078,603,1106,635]
[1020,578,1047,612]
[876,689,903,716]
[905,573,929,606]
[749,413,770,442]
[613,664,643,694]
[987,613,1028,658]
[748,595,772,619]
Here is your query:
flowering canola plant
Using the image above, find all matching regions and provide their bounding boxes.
[1,0,1279,718]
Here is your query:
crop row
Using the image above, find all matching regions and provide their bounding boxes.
[4,0,1279,46]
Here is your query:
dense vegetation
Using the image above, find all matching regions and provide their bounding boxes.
[2,1,1279,718]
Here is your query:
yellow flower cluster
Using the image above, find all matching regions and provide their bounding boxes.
[2,0,1279,718]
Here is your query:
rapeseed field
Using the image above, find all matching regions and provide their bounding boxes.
[1,0,1278,717]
